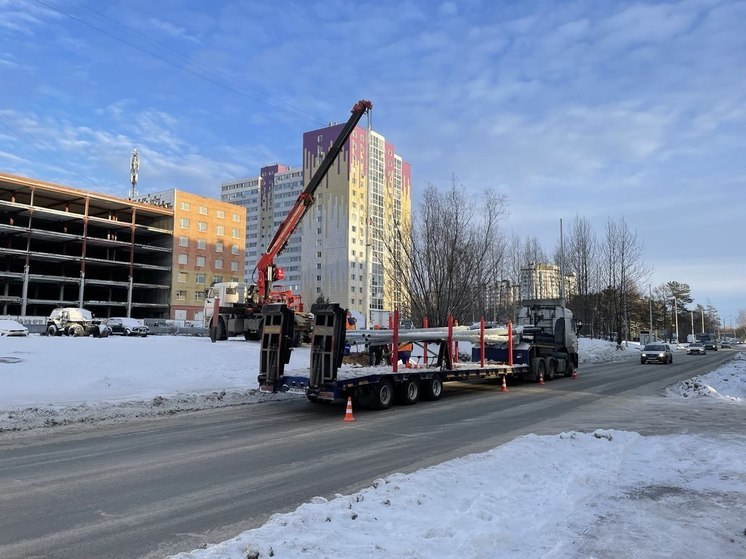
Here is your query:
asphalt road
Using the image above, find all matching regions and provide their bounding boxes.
[0,349,742,559]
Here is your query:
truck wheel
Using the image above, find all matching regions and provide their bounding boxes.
[564,361,575,378]
[534,358,547,383]
[46,324,58,336]
[67,324,85,337]
[546,358,557,380]
[397,378,420,405]
[421,374,443,401]
[124,328,132,336]
[217,317,227,341]
[370,379,394,410]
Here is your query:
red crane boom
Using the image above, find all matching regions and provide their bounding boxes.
[255,99,373,301]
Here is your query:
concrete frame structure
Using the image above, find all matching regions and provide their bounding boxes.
[0,172,172,318]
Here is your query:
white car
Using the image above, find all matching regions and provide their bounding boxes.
[0,319,29,337]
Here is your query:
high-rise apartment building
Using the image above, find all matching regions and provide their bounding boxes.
[136,189,246,322]
[300,125,411,325]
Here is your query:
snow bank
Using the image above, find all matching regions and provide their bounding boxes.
[666,352,746,402]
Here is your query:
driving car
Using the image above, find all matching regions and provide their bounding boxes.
[719,340,732,348]
[0,319,29,337]
[687,343,706,355]
[640,343,673,364]
[105,317,149,337]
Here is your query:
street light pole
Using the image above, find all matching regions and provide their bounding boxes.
[674,297,679,343]
[648,285,654,340]
[690,310,694,343]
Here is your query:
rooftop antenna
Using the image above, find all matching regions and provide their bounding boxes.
[129,149,140,200]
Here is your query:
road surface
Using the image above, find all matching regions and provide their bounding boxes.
[0,349,742,558]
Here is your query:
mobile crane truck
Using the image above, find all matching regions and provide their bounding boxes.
[205,99,373,344]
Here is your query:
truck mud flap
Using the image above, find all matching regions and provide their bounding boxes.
[259,304,296,392]
[309,303,346,389]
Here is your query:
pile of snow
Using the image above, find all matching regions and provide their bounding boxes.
[172,430,746,559]
[578,337,641,362]
[666,352,746,402]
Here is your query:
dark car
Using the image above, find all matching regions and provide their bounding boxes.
[640,343,673,364]
[687,343,706,355]
[105,317,149,337]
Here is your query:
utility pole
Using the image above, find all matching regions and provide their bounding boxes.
[673,297,679,343]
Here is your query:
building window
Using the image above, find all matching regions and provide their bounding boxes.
[215,259,223,269]
[232,213,241,222]
[199,206,208,215]
[196,274,206,284]
[197,239,207,250]
[179,236,189,247]
[231,245,239,255]
[217,210,225,219]
[214,275,223,283]
[230,261,239,271]
[316,251,322,258]
[231,228,240,239]
[216,225,225,236]
[176,290,187,301]
[178,272,187,283]
[198,221,208,232]
[179,218,189,229]
[196,256,206,267]
[195,291,205,301]
[177,254,188,265]
[316,263,321,270]
[316,275,321,282]
[180,202,191,211]
[216,241,224,253]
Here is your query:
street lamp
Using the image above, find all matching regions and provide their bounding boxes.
[673,297,679,343]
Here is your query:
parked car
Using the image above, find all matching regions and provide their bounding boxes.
[687,343,706,355]
[46,307,109,337]
[105,317,149,337]
[0,319,29,337]
[640,343,673,364]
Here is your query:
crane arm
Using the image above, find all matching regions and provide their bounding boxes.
[256,100,373,300]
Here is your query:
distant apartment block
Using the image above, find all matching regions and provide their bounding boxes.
[220,164,304,294]
[520,263,576,301]
[136,189,246,322]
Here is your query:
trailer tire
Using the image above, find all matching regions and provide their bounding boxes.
[369,379,394,410]
[421,374,443,401]
[397,378,420,405]
[535,358,547,383]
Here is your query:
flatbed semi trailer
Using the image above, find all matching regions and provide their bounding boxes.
[258,300,578,411]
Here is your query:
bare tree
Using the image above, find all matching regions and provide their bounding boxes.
[387,180,508,327]
[563,215,598,336]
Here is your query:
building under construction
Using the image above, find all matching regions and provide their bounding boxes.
[0,172,173,318]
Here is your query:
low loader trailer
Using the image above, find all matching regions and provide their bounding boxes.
[257,299,579,411]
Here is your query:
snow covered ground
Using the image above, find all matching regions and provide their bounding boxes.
[1,335,744,558]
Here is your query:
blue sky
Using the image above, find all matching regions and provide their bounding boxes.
[1,0,744,324]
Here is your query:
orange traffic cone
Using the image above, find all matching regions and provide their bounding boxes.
[500,375,509,392]
[539,370,545,385]
[343,397,356,422]
[572,368,578,380]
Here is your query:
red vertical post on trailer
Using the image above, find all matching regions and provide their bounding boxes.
[508,321,514,367]
[423,316,429,368]
[392,308,399,373]
[448,315,453,364]
[480,317,485,367]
